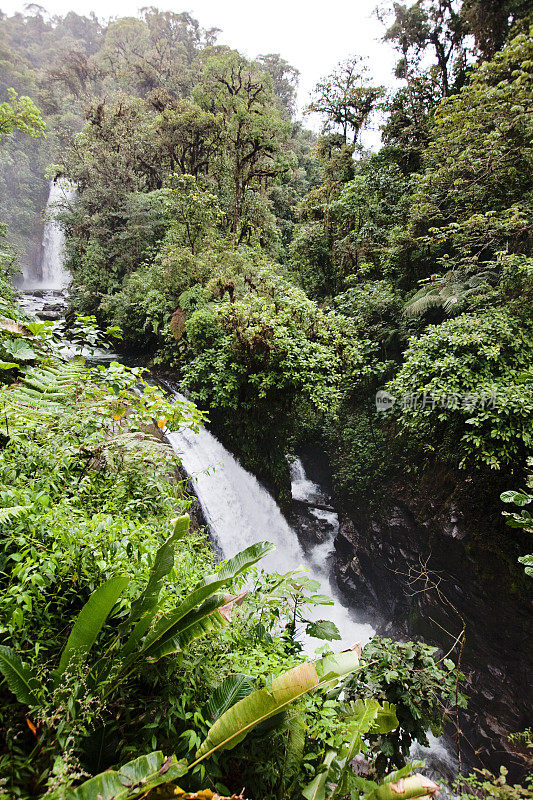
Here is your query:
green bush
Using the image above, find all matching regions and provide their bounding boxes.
[388,309,533,472]
[346,637,466,776]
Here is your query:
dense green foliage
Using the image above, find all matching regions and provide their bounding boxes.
[2,3,531,502]
[346,638,466,775]
[0,1,532,796]
[0,296,464,799]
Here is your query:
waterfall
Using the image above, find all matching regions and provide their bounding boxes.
[166,404,458,777]
[24,180,74,290]
[166,397,375,653]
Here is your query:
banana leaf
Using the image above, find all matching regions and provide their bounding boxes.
[194,649,360,764]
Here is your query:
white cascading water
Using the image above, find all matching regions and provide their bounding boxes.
[24,180,74,290]
[166,396,375,653]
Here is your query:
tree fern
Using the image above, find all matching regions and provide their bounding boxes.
[404,269,497,318]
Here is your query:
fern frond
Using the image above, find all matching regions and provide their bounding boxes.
[404,290,443,318]
[0,506,29,524]
[404,268,496,318]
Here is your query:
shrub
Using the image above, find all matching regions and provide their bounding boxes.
[388,309,533,472]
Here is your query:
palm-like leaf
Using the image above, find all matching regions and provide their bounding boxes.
[136,541,273,661]
[123,515,190,632]
[141,595,228,662]
[0,645,41,705]
[58,575,130,679]
[206,674,256,722]
[404,269,497,318]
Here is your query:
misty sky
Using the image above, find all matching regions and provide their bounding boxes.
[1,0,399,134]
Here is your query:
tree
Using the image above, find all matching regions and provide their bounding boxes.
[182,268,369,497]
[346,637,466,774]
[0,87,44,138]
[382,1,467,97]
[195,50,291,238]
[307,56,384,146]
[166,173,222,254]
[380,73,439,172]
[96,10,211,98]
[257,53,300,117]
[149,96,221,177]
[461,0,532,60]
[410,31,533,270]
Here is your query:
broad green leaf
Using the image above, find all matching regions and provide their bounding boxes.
[337,699,397,796]
[194,650,360,764]
[315,649,361,684]
[500,490,531,506]
[122,515,190,637]
[26,321,50,336]
[2,338,36,361]
[142,596,228,661]
[0,361,18,370]
[344,699,381,754]
[375,701,399,734]
[303,749,336,800]
[373,773,439,800]
[63,751,187,800]
[310,594,335,605]
[206,674,256,722]
[0,645,41,706]
[58,576,130,679]
[140,541,272,655]
[306,620,341,640]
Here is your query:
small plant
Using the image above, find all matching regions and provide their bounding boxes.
[500,461,533,576]
[453,767,533,800]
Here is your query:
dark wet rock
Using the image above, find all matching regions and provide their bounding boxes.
[331,490,533,781]
[290,502,337,553]
[37,305,64,320]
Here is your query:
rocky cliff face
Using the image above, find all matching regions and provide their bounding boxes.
[332,488,533,780]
